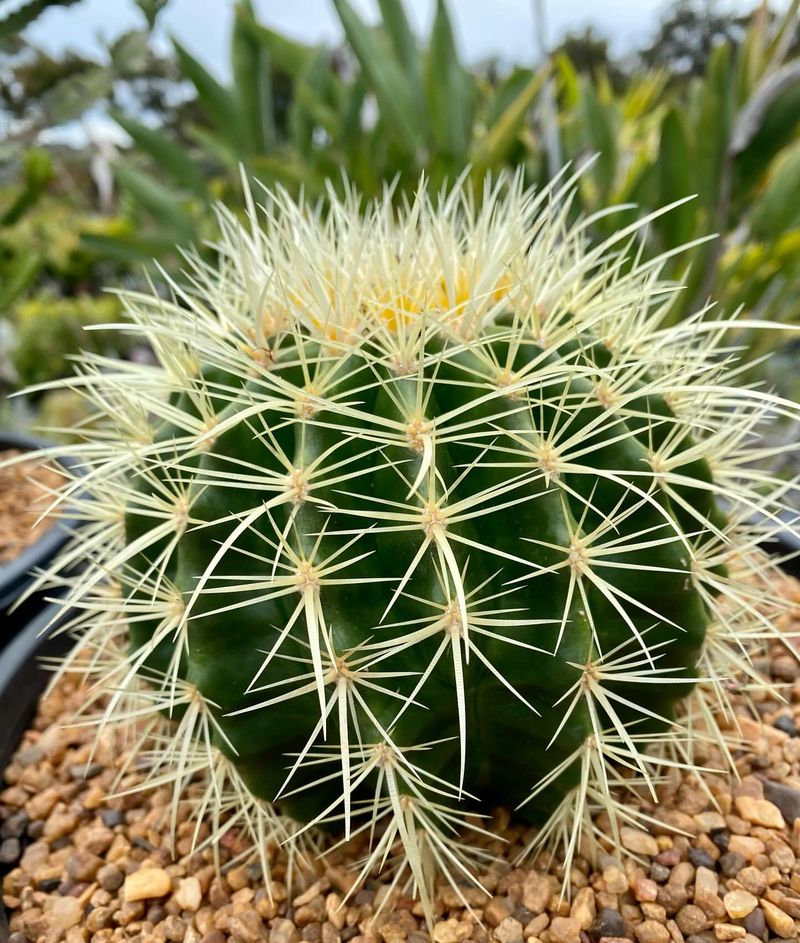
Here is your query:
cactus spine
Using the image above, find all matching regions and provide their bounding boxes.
[28,171,799,921]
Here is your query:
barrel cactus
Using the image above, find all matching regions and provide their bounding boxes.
[26,172,799,919]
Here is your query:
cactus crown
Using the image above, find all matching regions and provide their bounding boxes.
[26,170,799,923]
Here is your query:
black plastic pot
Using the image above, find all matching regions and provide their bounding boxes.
[0,601,73,943]
[0,533,798,942]
[0,433,82,650]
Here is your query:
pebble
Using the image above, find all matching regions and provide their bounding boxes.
[713,925,746,941]
[733,797,785,830]
[634,920,669,943]
[567,886,593,930]
[522,873,552,913]
[742,907,766,938]
[737,866,767,897]
[723,889,758,919]
[718,851,746,877]
[688,848,716,870]
[46,895,83,930]
[694,867,726,920]
[590,908,625,939]
[759,898,796,938]
[676,904,710,935]
[620,827,659,857]
[773,715,797,737]
[492,916,523,943]
[763,781,800,825]
[727,835,766,860]
[175,875,203,910]
[97,861,124,891]
[547,916,580,943]
[99,809,125,828]
[124,867,173,901]
[0,836,20,863]
[649,863,670,883]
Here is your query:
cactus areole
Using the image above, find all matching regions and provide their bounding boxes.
[31,172,799,917]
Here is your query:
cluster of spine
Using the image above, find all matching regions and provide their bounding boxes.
[22,170,800,923]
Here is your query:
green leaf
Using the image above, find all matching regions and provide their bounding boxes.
[173,40,246,156]
[426,0,473,160]
[114,114,206,196]
[0,0,80,37]
[80,232,181,264]
[332,0,423,154]
[579,78,617,197]
[471,68,547,175]
[110,30,151,76]
[115,164,196,242]
[750,141,800,239]
[289,48,333,158]
[0,252,41,310]
[556,55,580,111]
[235,14,315,79]
[38,65,114,127]
[0,149,53,227]
[693,42,733,217]
[376,0,425,113]
[376,0,419,76]
[233,0,275,154]
[657,109,694,247]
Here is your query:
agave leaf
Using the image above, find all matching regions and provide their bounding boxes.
[470,67,547,176]
[173,40,246,156]
[114,114,207,197]
[730,59,800,156]
[750,140,800,239]
[80,232,183,264]
[657,109,694,248]
[556,55,580,111]
[332,0,423,154]
[233,0,275,154]
[578,78,617,198]
[115,164,196,242]
[290,48,334,158]
[693,43,733,217]
[235,13,316,79]
[426,0,473,160]
[377,0,424,107]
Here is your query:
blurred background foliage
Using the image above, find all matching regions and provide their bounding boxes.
[0,0,799,442]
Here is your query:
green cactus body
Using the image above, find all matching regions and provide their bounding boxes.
[33,174,798,916]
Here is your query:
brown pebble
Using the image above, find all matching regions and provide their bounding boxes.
[66,850,103,881]
[272,917,300,943]
[46,895,84,930]
[230,910,269,942]
[123,867,172,901]
[633,920,669,943]
[547,916,580,943]
[675,904,709,935]
[760,898,796,938]
[733,796,785,829]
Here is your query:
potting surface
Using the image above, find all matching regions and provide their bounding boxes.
[3,577,800,943]
[0,452,64,565]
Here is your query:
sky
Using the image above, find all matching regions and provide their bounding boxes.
[21,0,785,78]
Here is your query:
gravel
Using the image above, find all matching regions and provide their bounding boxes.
[3,576,800,943]
[0,450,64,563]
